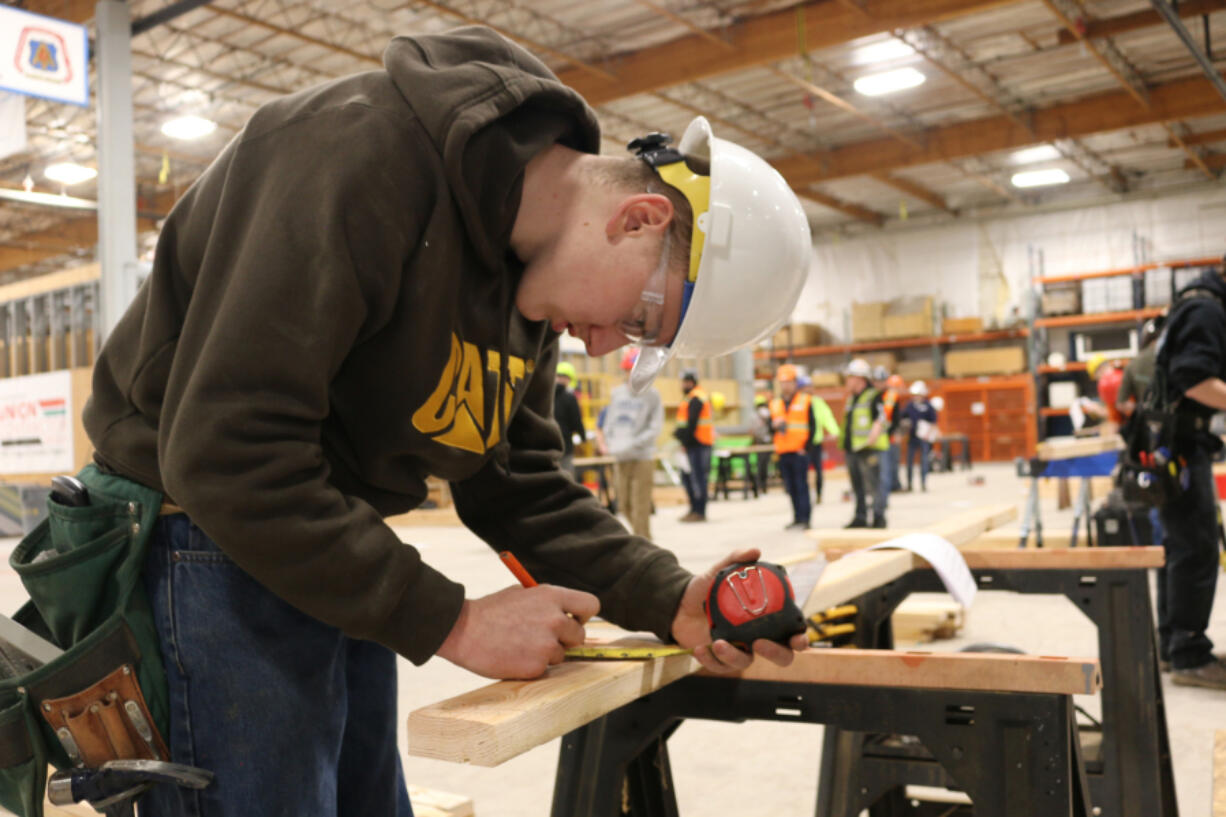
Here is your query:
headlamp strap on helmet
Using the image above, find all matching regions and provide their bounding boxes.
[627,132,711,284]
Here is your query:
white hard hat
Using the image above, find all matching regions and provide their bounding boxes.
[844,358,872,379]
[931,396,946,412]
[629,117,812,392]
[909,380,929,396]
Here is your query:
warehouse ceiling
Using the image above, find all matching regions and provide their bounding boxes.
[1,0,1225,286]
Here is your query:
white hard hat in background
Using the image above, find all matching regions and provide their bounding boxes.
[629,117,812,393]
[931,396,946,412]
[909,380,929,396]
[844,358,873,379]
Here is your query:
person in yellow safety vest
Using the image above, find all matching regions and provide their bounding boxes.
[841,358,889,529]
[674,369,714,522]
[802,374,841,505]
[771,364,816,530]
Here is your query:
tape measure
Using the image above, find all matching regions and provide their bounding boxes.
[564,645,694,660]
[704,561,807,647]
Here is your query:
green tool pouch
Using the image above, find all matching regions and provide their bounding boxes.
[0,464,169,817]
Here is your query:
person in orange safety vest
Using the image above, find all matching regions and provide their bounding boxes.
[771,364,816,530]
[674,369,714,522]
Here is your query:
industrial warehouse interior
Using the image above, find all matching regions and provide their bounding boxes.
[0,0,1225,816]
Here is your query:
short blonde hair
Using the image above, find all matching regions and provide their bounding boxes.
[590,156,707,277]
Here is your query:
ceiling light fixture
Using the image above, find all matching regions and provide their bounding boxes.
[1010,145,1061,164]
[853,67,926,97]
[852,38,916,65]
[1011,168,1071,188]
[161,115,217,141]
[43,163,98,185]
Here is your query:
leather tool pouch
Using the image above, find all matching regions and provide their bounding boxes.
[0,465,168,817]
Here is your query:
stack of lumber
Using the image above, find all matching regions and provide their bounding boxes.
[892,599,965,643]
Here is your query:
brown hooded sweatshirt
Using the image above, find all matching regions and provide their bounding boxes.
[83,27,693,665]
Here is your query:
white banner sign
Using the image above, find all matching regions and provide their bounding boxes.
[0,371,74,475]
[0,91,27,160]
[0,6,89,107]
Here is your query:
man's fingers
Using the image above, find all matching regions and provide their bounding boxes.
[710,639,753,671]
[548,586,600,623]
[710,548,761,576]
[788,633,811,652]
[752,639,796,667]
[557,614,587,648]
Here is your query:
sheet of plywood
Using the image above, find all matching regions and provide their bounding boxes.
[1036,435,1124,461]
[719,648,1101,696]
[1215,731,1226,817]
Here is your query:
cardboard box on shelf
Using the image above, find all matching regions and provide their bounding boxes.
[942,316,983,334]
[883,296,934,339]
[809,371,842,388]
[852,302,886,341]
[896,359,937,381]
[770,322,831,348]
[1048,381,1079,409]
[944,347,1027,377]
[860,351,898,371]
[1041,286,1080,316]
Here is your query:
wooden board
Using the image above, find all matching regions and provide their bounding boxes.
[1036,435,1124,461]
[892,599,964,643]
[967,528,1076,549]
[1215,730,1226,817]
[807,503,1018,553]
[409,786,475,817]
[716,648,1101,696]
[802,549,915,616]
[408,650,699,766]
[943,546,1164,570]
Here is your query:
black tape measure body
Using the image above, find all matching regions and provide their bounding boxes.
[704,561,806,647]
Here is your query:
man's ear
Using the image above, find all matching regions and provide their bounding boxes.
[606,193,674,241]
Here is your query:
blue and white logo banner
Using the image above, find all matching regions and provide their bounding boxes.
[0,6,89,108]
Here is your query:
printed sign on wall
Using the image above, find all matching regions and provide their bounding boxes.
[0,6,89,107]
[0,371,74,475]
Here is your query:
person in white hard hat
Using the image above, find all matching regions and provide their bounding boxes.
[75,27,814,813]
[840,358,889,528]
[902,380,939,492]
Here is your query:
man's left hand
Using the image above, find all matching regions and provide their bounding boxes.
[670,547,810,674]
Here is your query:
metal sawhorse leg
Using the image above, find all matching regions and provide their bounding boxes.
[552,676,1092,817]
[817,564,1177,817]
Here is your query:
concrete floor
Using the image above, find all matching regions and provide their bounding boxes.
[2,461,1224,816]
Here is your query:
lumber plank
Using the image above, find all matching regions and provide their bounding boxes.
[938,546,1164,571]
[806,503,1017,553]
[710,648,1101,696]
[1036,435,1124,461]
[408,651,699,766]
[802,549,915,615]
[409,786,475,817]
[892,599,964,642]
[966,528,1076,549]
[1215,730,1226,817]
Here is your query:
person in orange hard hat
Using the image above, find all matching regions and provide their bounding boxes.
[770,364,815,530]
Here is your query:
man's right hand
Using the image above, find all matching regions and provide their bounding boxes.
[436,585,600,680]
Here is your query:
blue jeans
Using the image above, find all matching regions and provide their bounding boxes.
[778,452,811,525]
[683,445,711,515]
[906,439,931,491]
[140,515,414,816]
[876,445,895,511]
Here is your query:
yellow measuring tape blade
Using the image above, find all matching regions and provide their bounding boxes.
[564,645,694,660]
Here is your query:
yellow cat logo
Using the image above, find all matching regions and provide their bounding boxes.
[412,333,534,454]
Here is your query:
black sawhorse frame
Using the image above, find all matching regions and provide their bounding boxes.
[817,564,1177,817]
[552,675,1092,817]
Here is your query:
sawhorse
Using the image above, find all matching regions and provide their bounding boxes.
[553,673,1093,817]
[1017,450,1120,547]
[817,548,1177,817]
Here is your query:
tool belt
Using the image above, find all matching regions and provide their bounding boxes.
[0,465,169,817]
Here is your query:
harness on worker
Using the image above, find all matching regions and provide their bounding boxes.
[0,466,212,816]
[1117,287,1224,507]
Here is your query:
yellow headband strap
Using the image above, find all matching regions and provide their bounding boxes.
[655,160,710,284]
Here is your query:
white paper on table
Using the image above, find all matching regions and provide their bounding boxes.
[865,533,976,608]
[786,557,828,604]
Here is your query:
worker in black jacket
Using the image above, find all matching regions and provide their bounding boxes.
[553,361,586,475]
[1155,259,1226,689]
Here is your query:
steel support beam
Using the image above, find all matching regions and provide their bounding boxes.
[1149,0,1226,105]
[95,0,140,340]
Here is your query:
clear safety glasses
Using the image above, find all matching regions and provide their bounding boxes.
[616,231,672,347]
